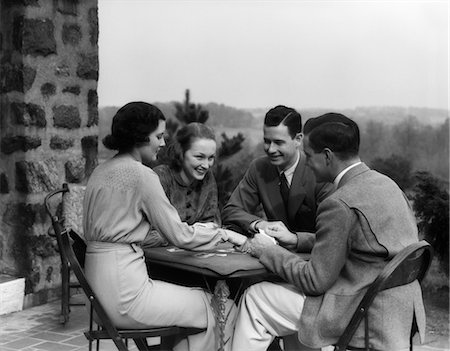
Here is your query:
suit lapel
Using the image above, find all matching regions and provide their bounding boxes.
[288,152,307,221]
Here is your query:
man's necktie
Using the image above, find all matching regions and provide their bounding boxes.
[279,172,290,209]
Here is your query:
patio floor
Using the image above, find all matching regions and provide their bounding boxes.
[0,294,448,351]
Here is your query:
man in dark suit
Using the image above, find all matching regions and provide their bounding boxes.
[222,105,333,247]
[231,113,425,351]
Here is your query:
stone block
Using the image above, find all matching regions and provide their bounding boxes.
[50,135,74,150]
[81,135,98,177]
[23,66,37,91]
[2,202,35,228]
[2,202,48,230]
[40,82,56,97]
[62,85,80,95]
[87,89,98,127]
[76,53,98,80]
[62,23,81,46]
[56,0,78,16]
[65,157,85,183]
[88,7,98,46]
[12,16,24,51]
[0,62,23,93]
[3,0,39,6]
[29,235,56,258]
[1,135,41,154]
[21,18,57,57]
[0,276,25,315]
[53,105,81,129]
[0,173,9,193]
[15,159,59,193]
[11,102,46,127]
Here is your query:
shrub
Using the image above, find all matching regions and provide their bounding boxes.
[412,171,449,276]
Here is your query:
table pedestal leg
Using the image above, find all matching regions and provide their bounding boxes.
[212,279,231,351]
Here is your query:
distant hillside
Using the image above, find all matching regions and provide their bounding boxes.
[98,102,260,160]
[99,102,256,135]
[99,104,449,176]
[245,106,449,126]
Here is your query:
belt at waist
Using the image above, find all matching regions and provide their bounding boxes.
[87,241,142,254]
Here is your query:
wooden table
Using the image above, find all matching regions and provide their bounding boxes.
[145,244,266,351]
[144,244,309,351]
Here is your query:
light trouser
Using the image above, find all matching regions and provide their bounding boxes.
[85,241,237,351]
[232,281,332,351]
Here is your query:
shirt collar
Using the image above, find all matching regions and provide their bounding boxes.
[280,151,300,186]
[333,161,362,188]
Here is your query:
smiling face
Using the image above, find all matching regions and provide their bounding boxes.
[180,138,217,184]
[263,123,301,171]
[138,120,166,165]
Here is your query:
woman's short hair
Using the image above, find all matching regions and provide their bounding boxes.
[264,105,302,138]
[166,122,216,172]
[303,112,360,159]
[102,102,166,152]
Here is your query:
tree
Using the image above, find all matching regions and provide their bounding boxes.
[174,90,209,124]
[370,154,413,190]
[412,171,449,275]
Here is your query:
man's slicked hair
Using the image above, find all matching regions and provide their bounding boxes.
[264,105,302,138]
[303,113,360,160]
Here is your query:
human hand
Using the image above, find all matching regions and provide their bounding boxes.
[265,222,297,247]
[254,220,270,232]
[223,229,247,246]
[244,232,277,258]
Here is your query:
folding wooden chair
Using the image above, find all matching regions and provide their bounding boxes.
[334,241,433,351]
[45,184,204,351]
[58,215,205,350]
[45,183,86,324]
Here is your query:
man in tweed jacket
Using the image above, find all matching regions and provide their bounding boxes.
[232,113,425,351]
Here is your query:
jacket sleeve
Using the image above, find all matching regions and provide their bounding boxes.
[259,196,351,295]
[221,161,263,234]
[139,167,227,251]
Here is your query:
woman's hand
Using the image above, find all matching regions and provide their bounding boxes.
[222,229,247,246]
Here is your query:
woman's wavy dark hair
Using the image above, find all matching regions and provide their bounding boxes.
[102,102,166,152]
[166,122,216,172]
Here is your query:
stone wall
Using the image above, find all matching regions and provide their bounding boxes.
[0,0,98,307]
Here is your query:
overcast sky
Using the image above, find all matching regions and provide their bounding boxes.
[98,0,449,110]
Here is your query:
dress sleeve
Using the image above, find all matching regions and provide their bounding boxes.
[139,166,227,251]
[153,165,172,198]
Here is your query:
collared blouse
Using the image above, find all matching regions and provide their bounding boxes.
[154,164,221,225]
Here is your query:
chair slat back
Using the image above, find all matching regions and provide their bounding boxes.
[334,241,433,351]
[45,184,87,267]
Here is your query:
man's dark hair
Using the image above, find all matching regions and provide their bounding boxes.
[264,105,302,138]
[103,101,166,152]
[303,112,360,159]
